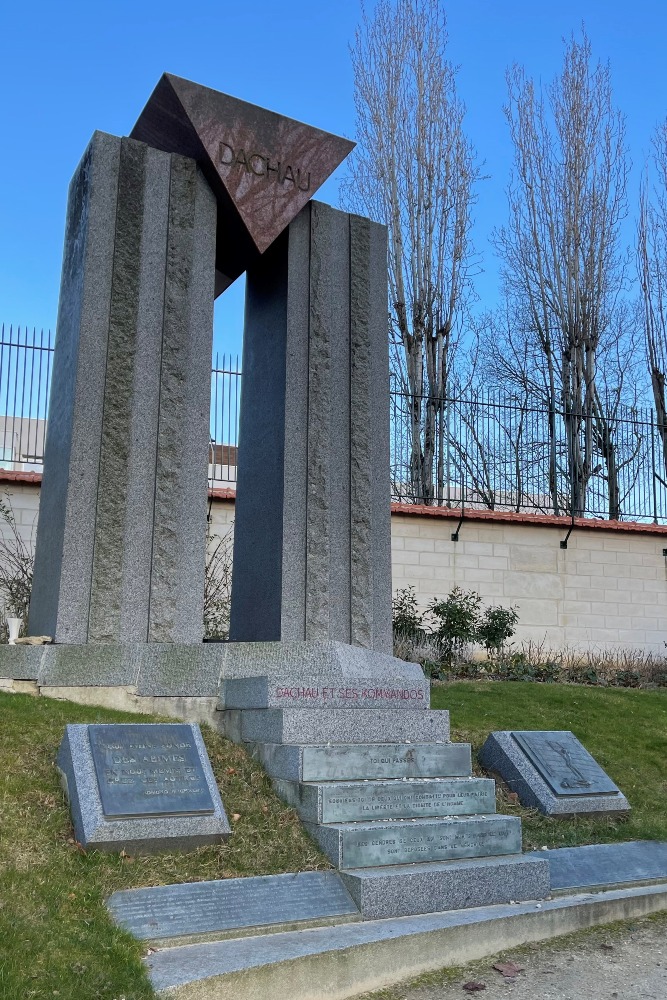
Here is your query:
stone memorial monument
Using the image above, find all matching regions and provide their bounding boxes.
[479,730,630,817]
[57,722,230,852]
[12,75,552,918]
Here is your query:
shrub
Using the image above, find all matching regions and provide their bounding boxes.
[477,604,520,655]
[428,587,483,668]
[392,586,425,641]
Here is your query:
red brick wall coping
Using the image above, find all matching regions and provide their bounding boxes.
[0,470,43,485]
[4,471,667,536]
[390,501,667,536]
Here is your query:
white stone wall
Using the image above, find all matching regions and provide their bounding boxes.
[391,513,667,654]
[0,482,40,549]
[2,481,666,653]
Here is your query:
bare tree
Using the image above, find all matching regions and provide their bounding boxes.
[494,30,631,518]
[343,0,480,504]
[638,124,667,480]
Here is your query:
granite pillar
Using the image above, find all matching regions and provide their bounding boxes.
[29,131,216,644]
[229,201,392,653]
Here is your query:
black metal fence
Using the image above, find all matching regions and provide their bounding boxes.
[3,324,667,522]
[390,379,667,523]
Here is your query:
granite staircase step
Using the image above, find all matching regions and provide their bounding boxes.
[222,707,450,745]
[272,776,496,824]
[309,814,523,870]
[248,741,473,782]
[340,855,551,919]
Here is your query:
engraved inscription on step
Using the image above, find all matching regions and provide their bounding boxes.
[512,731,620,798]
[301,744,472,781]
[107,871,357,940]
[341,817,521,869]
[321,779,494,822]
[89,724,215,819]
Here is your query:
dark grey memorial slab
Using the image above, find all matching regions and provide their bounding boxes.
[512,732,619,796]
[526,841,667,891]
[273,777,495,824]
[310,814,523,869]
[479,731,630,817]
[57,723,230,853]
[248,742,473,783]
[88,724,215,818]
[341,855,550,919]
[108,871,359,944]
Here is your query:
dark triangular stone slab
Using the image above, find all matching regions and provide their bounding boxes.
[131,74,354,287]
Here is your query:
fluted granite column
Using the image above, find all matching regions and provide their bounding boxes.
[229,201,392,653]
[28,131,216,644]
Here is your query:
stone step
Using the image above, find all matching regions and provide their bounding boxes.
[107,871,360,946]
[221,674,430,710]
[248,741,473,782]
[340,855,551,919]
[273,777,496,824]
[144,885,667,999]
[308,814,523,869]
[222,708,450,745]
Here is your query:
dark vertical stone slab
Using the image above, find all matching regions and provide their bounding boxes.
[29,132,121,642]
[117,145,171,641]
[349,215,374,649]
[230,230,290,642]
[148,157,216,642]
[88,140,170,643]
[326,209,352,643]
[368,221,393,653]
[30,132,216,647]
[280,210,311,640]
[305,202,334,639]
[230,202,392,653]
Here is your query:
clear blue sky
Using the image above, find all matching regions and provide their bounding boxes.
[2,1,667,360]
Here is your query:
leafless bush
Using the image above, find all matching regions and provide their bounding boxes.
[204,525,233,640]
[0,494,34,639]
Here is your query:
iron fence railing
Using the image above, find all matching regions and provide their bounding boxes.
[390,378,667,523]
[3,324,667,523]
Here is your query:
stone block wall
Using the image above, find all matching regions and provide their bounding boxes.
[391,508,667,654]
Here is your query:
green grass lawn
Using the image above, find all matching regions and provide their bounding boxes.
[0,692,327,1000]
[1,682,667,999]
[432,680,667,849]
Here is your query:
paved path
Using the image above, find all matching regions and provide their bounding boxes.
[364,911,667,1000]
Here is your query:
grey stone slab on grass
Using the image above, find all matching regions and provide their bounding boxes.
[220,640,424,683]
[108,871,359,943]
[341,855,551,919]
[479,731,630,817]
[225,708,450,745]
[0,646,44,680]
[247,742,472,783]
[527,841,667,891]
[57,723,229,853]
[310,814,523,869]
[221,674,429,711]
[273,777,495,824]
